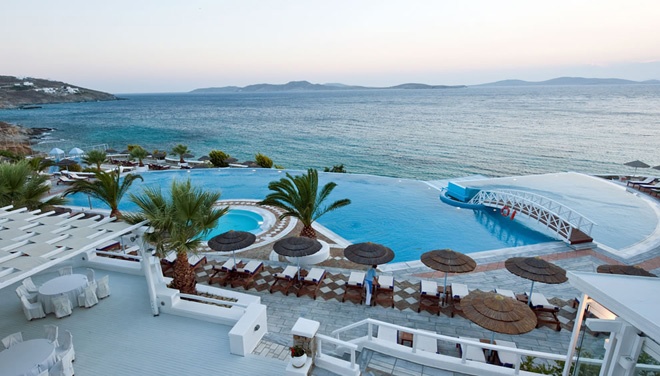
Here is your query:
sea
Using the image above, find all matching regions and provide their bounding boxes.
[1,85,659,180]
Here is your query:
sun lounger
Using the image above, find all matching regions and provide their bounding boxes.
[342,271,365,304]
[450,282,470,317]
[57,176,76,185]
[530,292,561,331]
[375,326,398,343]
[296,267,327,300]
[494,340,520,368]
[495,288,517,299]
[457,337,487,363]
[269,265,299,295]
[416,330,439,353]
[230,260,263,289]
[417,280,440,315]
[373,275,394,307]
[67,172,90,180]
[208,259,242,286]
[627,177,654,186]
[639,182,660,192]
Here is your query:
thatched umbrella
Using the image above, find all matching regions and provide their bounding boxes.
[505,257,567,305]
[207,230,256,267]
[596,264,656,277]
[421,249,476,303]
[343,242,394,265]
[273,236,323,278]
[462,290,537,343]
[624,160,650,175]
[105,148,118,154]
[198,156,210,162]
[56,159,77,171]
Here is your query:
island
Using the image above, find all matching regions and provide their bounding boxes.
[0,76,118,109]
[190,80,467,93]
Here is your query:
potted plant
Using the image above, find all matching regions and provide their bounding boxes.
[289,345,307,368]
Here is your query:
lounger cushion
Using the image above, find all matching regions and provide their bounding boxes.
[375,326,398,343]
[452,283,469,299]
[458,337,486,363]
[378,275,394,289]
[274,265,298,279]
[421,280,439,296]
[495,340,519,367]
[239,260,262,274]
[495,288,516,299]
[303,268,325,283]
[530,292,559,310]
[348,272,365,287]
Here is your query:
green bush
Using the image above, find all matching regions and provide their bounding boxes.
[255,153,273,168]
[324,164,347,173]
[209,150,230,167]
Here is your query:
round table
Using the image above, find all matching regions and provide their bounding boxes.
[0,339,56,376]
[38,274,88,314]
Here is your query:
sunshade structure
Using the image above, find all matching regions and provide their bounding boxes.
[624,160,650,175]
[182,153,195,159]
[596,264,657,277]
[461,290,537,342]
[68,147,84,156]
[105,148,118,154]
[505,257,567,305]
[198,156,210,162]
[56,159,78,170]
[421,249,476,303]
[273,236,323,277]
[49,148,65,161]
[343,242,395,265]
[207,230,256,267]
[152,151,167,159]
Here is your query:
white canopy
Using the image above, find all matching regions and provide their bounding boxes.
[48,148,65,156]
[69,147,85,156]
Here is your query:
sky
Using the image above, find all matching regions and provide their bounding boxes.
[3,0,660,93]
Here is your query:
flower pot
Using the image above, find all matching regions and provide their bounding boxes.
[291,353,307,368]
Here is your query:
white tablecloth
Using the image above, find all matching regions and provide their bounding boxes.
[0,339,56,376]
[38,274,88,314]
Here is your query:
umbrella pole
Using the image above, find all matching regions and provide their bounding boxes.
[528,280,535,306]
[443,273,449,306]
[232,250,237,270]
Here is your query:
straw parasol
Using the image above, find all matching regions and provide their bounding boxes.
[624,160,650,175]
[105,148,118,154]
[461,290,537,343]
[198,156,210,162]
[421,249,476,302]
[505,257,567,305]
[207,230,256,267]
[596,264,657,277]
[343,242,394,265]
[273,236,323,278]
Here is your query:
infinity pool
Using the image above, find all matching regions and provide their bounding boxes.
[66,169,556,262]
[203,210,264,240]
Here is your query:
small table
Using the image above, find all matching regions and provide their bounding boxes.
[399,331,414,347]
[38,274,88,314]
[0,339,56,376]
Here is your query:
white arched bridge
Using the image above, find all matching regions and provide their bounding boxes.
[467,189,595,245]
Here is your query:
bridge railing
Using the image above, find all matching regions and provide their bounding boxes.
[468,189,596,236]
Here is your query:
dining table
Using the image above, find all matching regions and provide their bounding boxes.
[0,338,57,376]
[38,273,88,314]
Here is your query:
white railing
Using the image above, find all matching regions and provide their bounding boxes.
[331,319,567,376]
[315,333,360,373]
[468,189,596,240]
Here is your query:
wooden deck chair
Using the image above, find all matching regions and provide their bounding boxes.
[342,271,365,304]
[373,275,395,307]
[208,259,241,286]
[230,260,263,290]
[450,282,470,317]
[269,265,298,295]
[530,292,561,331]
[296,268,327,300]
[160,258,174,275]
[417,280,440,315]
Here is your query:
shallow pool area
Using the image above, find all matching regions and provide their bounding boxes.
[65,169,559,262]
[203,209,265,240]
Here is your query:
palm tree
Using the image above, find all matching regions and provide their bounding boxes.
[83,150,107,171]
[130,146,148,167]
[259,168,351,238]
[125,179,227,294]
[63,170,143,218]
[26,156,54,172]
[0,160,65,210]
[171,144,190,164]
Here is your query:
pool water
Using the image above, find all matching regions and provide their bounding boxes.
[203,209,264,240]
[65,169,555,262]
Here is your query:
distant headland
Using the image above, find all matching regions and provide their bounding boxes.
[474,77,660,87]
[0,75,118,110]
[189,80,467,93]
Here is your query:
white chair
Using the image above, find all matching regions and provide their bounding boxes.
[458,337,486,363]
[96,275,110,299]
[52,294,73,318]
[78,283,99,308]
[495,340,520,368]
[22,277,39,293]
[86,268,96,286]
[2,332,23,348]
[416,330,439,353]
[49,353,74,376]
[21,295,46,321]
[56,330,75,363]
[44,324,59,347]
[375,325,398,343]
[15,285,37,302]
[58,266,73,276]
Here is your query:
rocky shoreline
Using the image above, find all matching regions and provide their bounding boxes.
[0,121,53,155]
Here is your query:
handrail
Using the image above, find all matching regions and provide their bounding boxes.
[316,333,359,370]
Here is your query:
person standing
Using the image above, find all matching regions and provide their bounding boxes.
[365,265,378,305]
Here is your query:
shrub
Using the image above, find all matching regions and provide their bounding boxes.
[255,153,273,168]
[290,345,305,357]
[209,150,230,167]
[323,164,347,173]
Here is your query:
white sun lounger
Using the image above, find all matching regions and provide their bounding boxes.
[458,337,486,363]
[495,340,520,367]
[375,326,398,343]
[495,288,517,299]
[416,330,438,353]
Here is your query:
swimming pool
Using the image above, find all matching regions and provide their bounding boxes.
[65,169,555,262]
[203,209,264,240]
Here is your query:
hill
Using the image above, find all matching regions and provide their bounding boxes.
[0,76,117,109]
[190,80,466,93]
[475,77,660,87]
